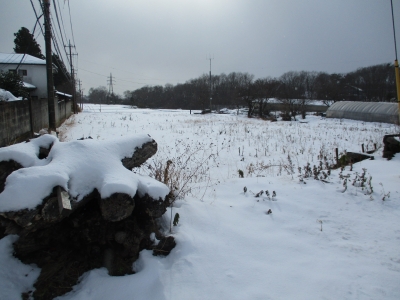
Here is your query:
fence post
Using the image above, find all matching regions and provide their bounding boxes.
[335,148,339,165]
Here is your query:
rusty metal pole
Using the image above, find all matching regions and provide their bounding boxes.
[43,0,56,132]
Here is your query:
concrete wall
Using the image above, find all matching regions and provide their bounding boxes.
[0,100,32,146]
[31,98,49,131]
[0,98,72,147]
[56,99,72,127]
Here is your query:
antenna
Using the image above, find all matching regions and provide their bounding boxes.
[207,55,214,110]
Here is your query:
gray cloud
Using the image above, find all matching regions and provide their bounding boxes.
[0,0,399,94]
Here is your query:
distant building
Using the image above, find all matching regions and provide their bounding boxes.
[0,53,47,99]
[326,101,399,124]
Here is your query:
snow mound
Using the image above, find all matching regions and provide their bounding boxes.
[0,88,19,102]
[0,134,169,212]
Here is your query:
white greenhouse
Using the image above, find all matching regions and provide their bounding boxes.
[326,101,399,124]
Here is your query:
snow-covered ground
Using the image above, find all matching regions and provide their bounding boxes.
[1,104,400,300]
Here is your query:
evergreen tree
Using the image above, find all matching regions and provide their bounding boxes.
[13,27,44,59]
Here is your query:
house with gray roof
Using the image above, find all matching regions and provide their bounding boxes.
[0,53,47,99]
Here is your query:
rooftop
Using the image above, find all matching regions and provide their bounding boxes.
[0,53,46,65]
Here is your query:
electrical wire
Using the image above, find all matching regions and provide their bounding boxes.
[67,0,76,47]
[80,58,164,82]
[52,0,69,62]
[56,0,70,50]
[30,0,45,36]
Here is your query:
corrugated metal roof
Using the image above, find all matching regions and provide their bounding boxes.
[0,53,46,65]
[326,101,399,124]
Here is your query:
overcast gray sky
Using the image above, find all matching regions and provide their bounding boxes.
[1,0,399,95]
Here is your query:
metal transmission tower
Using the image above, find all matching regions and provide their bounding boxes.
[207,56,214,110]
[107,73,115,104]
[65,40,77,113]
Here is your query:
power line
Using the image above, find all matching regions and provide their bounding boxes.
[30,0,45,36]
[56,0,70,52]
[79,58,164,81]
[79,67,152,85]
[48,1,72,73]
[80,68,109,78]
[67,0,76,47]
[52,0,70,62]
[50,20,68,67]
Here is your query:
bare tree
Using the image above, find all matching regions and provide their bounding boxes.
[252,77,280,117]
[278,71,307,119]
[236,73,254,117]
[88,86,108,104]
[315,72,346,106]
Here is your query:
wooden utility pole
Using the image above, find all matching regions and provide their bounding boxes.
[77,79,82,109]
[65,40,77,113]
[43,0,56,131]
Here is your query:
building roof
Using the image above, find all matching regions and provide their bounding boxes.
[56,91,72,98]
[0,53,46,65]
[23,82,37,90]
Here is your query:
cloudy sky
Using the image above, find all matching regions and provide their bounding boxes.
[0,0,399,95]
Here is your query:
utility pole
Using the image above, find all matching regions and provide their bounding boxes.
[77,79,82,110]
[43,0,56,132]
[390,0,400,125]
[207,56,214,111]
[81,89,84,110]
[107,73,114,104]
[65,40,77,113]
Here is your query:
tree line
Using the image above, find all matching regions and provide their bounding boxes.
[88,62,396,117]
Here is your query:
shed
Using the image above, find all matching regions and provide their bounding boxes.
[326,101,399,124]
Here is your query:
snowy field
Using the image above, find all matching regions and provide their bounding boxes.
[1,104,400,300]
